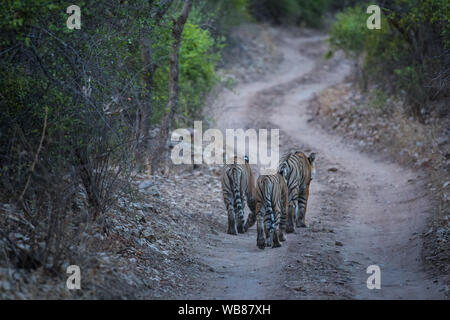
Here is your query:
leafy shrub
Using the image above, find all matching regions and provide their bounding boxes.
[151,22,222,126]
[329,6,370,54]
[328,1,449,116]
[178,23,222,124]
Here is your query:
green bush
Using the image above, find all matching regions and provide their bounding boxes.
[328,6,370,54]
[178,23,222,124]
[328,1,449,116]
[150,21,222,125]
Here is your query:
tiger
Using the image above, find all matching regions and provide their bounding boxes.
[221,156,257,235]
[277,151,316,232]
[252,173,288,249]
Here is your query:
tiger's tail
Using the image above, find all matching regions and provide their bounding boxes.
[230,167,245,233]
[262,178,275,235]
[278,161,288,180]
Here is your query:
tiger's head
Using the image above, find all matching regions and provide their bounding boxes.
[308,152,316,181]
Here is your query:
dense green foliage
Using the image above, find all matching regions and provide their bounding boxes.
[0,0,226,198]
[151,21,222,124]
[329,0,449,116]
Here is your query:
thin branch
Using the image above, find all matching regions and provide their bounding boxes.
[19,106,48,203]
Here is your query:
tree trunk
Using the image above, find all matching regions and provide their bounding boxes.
[153,0,193,172]
[136,27,153,167]
[136,0,175,171]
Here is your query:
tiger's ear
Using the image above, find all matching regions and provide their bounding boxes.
[244,155,249,163]
[308,153,316,164]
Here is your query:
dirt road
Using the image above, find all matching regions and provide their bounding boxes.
[186,28,445,299]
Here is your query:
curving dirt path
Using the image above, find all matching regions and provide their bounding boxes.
[187,28,445,299]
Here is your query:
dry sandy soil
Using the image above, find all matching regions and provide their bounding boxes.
[182,26,447,299]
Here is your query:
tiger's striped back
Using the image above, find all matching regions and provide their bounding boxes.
[254,173,288,249]
[221,157,256,235]
[278,151,316,231]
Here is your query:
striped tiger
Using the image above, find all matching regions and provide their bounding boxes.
[253,173,288,249]
[221,156,257,235]
[278,151,316,232]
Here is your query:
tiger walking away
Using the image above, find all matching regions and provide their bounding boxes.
[277,151,316,232]
[221,156,257,235]
[252,173,288,249]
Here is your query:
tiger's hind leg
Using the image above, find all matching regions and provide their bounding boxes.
[279,217,287,241]
[279,228,287,242]
[296,210,307,228]
[256,204,265,249]
[225,197,237,235]
[264,211,274,248]
[265,229,272,248]
[279,184,288,241]
[244,210,256,232]
[272,210,282,248]
[236,198,246,234]
[286,202,296,233]
[296,188,308,228]
[245,195,257,232]
[236,220,245,234]
[272,230,282,248]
